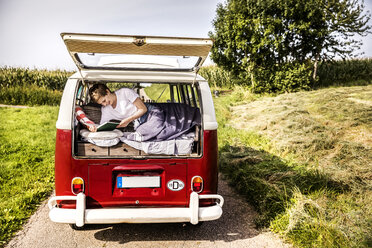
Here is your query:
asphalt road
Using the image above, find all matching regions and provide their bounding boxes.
[6,176,290,248]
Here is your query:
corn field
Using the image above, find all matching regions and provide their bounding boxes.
[0,67,73,106]
[200,58,372,90]
[317,58,372,87]
[199,65,236,89]
[0,67,73,91]
[0,59,371,106]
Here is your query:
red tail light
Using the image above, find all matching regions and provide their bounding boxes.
[71,177,84,195]
[191,176,203,193]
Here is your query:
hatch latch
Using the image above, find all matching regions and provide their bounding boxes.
[133,37,146,46]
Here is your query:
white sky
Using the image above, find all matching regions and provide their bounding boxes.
[0,0,371,70]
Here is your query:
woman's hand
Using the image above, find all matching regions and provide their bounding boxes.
[88,125,97,132]
[117,118,131,128]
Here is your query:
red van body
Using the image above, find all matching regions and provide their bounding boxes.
[48,33,223,227]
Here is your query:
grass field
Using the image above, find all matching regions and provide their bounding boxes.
[214,85,372,247]
[0,106,58,246]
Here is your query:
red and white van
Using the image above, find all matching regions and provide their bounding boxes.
[48,33,223,228]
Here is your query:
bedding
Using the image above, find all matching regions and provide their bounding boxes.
[121,132,195,155]
[126,103,201,142]
[77,103,201,155]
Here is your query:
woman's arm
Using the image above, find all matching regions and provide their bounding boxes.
[117,97,147,128]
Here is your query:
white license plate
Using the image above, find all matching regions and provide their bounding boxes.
[117,176,161,188]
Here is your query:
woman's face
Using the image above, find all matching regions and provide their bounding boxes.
[97,90,114,107]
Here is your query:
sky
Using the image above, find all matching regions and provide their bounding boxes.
[0,0,371,70]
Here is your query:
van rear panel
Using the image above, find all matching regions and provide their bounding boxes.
[55,129,218,209]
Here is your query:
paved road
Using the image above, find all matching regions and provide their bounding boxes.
[6,176,290,248]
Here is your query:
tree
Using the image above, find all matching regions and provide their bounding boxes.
[209,0,371,93]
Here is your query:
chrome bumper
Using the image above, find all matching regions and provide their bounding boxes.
[48,192,224,227]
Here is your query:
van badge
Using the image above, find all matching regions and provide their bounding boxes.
[167,180,185,191]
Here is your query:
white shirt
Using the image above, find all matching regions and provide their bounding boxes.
[100,88,139,124]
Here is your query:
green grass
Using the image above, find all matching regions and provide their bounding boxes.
[214,85,372,247]
[0,106,58,246]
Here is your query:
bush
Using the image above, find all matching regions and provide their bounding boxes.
[242,62,313,94]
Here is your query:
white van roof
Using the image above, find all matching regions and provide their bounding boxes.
[61,33,213,72]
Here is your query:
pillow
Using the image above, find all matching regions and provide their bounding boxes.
[83,138,120,147]
[80,129,123,140]
[80,129,123,147]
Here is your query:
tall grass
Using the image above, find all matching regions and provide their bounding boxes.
[0,106,58,246]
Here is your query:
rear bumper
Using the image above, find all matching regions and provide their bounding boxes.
[48,192,224,227]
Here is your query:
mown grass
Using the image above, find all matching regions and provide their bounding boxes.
[214,85,372,247]
[0,106,58,247]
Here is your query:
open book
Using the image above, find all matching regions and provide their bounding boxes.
[96,120,120,132]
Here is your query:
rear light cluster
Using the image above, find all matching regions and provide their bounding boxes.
[191,176,203,193]
[71,177,84,195]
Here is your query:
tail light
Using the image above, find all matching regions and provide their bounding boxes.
[191,176,203,193]
[71,177,84,195]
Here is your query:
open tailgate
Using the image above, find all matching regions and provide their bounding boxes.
[61,33,213,71]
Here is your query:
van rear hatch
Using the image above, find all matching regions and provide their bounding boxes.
[61,33,212,72]
[87,160,188,207]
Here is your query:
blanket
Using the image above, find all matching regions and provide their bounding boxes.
[126,103,201,142]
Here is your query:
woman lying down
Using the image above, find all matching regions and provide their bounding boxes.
[80,83,200,143]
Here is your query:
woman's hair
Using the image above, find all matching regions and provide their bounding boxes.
[89,84,110,103]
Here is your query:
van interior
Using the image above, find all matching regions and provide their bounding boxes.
[73,81,203,158]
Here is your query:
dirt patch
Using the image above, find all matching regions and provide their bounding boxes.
[0,104,29,108]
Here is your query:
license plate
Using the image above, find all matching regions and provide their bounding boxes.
[117,176,161,188]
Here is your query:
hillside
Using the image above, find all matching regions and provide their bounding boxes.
[214,85,372,247]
